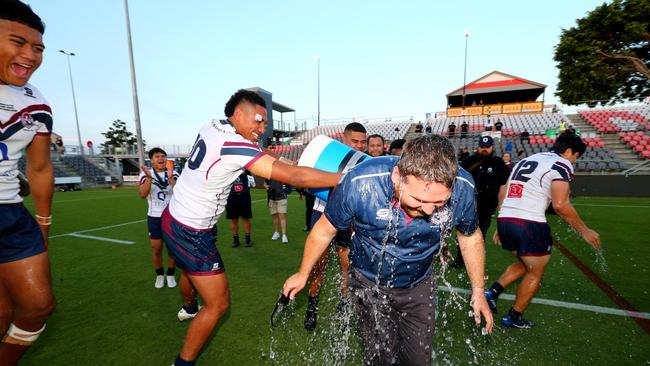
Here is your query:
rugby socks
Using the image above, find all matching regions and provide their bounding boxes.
[155,267,164,276]
[166,267,175,276]
[183,300,199,314]
[508,307,523,320]
[245,234,251,245]
[488,282,504,298]
[233,234,240,244]
[174,354,195,366]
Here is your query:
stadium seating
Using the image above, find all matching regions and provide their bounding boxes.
[579,106,650,133]
[617,131,650,159]
[296,121,411,144]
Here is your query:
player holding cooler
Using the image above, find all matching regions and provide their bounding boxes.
[162,89,341,366]
[138,147,178,288]
[0,2,56,364]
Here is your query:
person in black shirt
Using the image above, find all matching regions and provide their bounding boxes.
[226,170,254,247]
[494,118,503,131]
[448,122,456,138]
[460,121,469,138]
[452,136,509,268]
[265,179,292,243]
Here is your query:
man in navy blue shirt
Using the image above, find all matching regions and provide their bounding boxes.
[283,135,493,365]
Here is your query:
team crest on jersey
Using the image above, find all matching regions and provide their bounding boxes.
[508,183,524,198]
[20,112,35,127]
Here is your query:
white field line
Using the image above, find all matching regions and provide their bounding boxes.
[68,233,135,245]
[573,203,650,209]
[50,198,268,240]
[439,286,650,320]
[53,193,136,203]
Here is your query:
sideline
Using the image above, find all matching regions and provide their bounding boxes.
[554,240,650,335]
[439,286,650,320]
[573,203,650,209]
[49,198,268,240]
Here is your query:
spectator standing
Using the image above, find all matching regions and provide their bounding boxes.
[389,139,406,156]
[485,117,494,132]
[226,170,255,247]
[452,136,509,268]
[265,179,291,244]
[503,152,514,173]
[460,120,469,138]
[495,118,503,131]
[448,121,456,138]
[367,134,387,157]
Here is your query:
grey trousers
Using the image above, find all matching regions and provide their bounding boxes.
[349,269,436,366]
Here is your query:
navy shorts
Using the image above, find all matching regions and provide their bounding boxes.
[497,217,553,257]
[0,204,46,264]
[225,193,252,219]
[311,210,352,248]
[161,207,224,276]
[147,216,163,240]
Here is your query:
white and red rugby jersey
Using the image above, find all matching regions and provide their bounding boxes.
[498,152,573,223]
[0,83,53,204]
[169,119,263,229]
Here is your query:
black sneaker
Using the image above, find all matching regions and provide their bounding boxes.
[304,296,319,331]
[232,241,240,248]
[501,313,534,329]
[244,241,252,247]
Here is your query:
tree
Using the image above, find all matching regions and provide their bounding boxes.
[100,119,143,154]
[554,0,649,106]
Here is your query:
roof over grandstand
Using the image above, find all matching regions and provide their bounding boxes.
[446,71,547,108]
[447,71,546,96]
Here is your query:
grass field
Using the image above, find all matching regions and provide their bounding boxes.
[17,188,650,365]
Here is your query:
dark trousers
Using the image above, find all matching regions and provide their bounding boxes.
[305,195,315,229]
[349,269,436,366]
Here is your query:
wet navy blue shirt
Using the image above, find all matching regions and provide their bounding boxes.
[324,157,478,288]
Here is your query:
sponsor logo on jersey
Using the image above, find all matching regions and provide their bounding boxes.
[23,87,35,98]
[375,208,390,221]
[212,263,221,270]
[507,183,524,198]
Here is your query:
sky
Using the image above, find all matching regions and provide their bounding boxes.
[24,0,606,148]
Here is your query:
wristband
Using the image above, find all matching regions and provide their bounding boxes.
[35,214,52,226]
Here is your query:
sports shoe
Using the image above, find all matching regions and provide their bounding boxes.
[271,232,280,240]
[282,235,288,244]
[232,241,240,248]
[304,296,319,331]
[177,305,202,322]
[501,313,534,329]
[167,275,177,288]
[155,275,165,289]
[485,290,498,314]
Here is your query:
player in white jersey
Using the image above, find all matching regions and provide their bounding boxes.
[0,3,56,364]
[485,133,601,329]
[162,89,341,366]
[304,122,367,331]
[138,147,178,289]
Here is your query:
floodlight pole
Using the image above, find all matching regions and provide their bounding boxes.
[462,31,469,109]
[59,50,84,156]
[317,56,321,127]
[124,0,145,167]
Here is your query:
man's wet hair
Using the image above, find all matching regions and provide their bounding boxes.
[368,134,385,145]
[398,135,457,188]
[224,89,267,118]
[0,0,45,34]
[344,122,366,135]
[148,147,167,159]
[552,132,586,157]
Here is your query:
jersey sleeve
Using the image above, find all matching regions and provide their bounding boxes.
[32,90,53,136]
[549,161,574,183]
[137,171,147,185]
[220,135,264,172]
[452,171,479,236]
[323,173,355,231]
